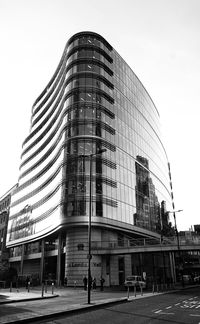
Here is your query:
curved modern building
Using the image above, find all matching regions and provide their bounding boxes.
[6,32,173,286]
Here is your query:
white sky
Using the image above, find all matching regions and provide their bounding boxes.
[0,0,199,230]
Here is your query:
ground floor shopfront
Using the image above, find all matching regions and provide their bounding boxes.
[8,227,177,287]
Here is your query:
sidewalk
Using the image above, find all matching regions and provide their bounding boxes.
[0,284,196,324]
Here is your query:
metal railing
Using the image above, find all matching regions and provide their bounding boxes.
[91,235,200,250]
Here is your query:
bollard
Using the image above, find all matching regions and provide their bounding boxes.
[127,286,129,299]
[45,283,47,293]
[52,282,54,295]
[10,282,12,293]
[140,285,143,296]
[134,285,136,297]
[41,283,44,298]
[156,284,159,293]
[28,282,30,293]
[152,283,154,294]
[16,281,19,293]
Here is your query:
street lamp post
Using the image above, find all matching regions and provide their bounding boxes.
[168,209,183,252]
[168,209,183,283]
[87,148,107,304]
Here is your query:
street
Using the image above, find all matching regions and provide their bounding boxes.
[31,287,200,324]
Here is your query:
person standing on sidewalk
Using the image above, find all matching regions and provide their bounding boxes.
[100,276,105,291]
[83,276,87,290]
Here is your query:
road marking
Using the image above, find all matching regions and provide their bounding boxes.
[175,303,180,306]
[154,310,174,315]
[166,306,172,309]
[190,314,200,317]
[189,298,193,300]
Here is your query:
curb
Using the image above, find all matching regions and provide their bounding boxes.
[0,294,58,305]
[1,285,200,323]
[1,297,128,324]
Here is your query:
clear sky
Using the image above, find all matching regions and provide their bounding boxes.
[0,0,199,230]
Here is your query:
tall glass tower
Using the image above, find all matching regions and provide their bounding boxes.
[6,32,173,286]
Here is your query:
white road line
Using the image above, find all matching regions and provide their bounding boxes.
[166,306,172,309]
[155,310,162,314]
[175,303,180,306]
[190,314,200,317]
[159,312,174,315]
[189,298,193,300]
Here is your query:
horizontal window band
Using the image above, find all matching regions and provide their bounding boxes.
[32,46,68,110]
[67,102,115,119]
[32,77,66,124]
[67,44,113,64]
[23,89,114,152]
[32,56,113,119]
[66,119,115,134]
[19,149,116,191]
[16,145,116,197]
[65,196,117,208]
[8,204,59,235]
[20,120,115,172]
[67,32,113,51]
[9,184,117,223]
[8,200,118,237]
[33,64,66,117]
[32,73,114,127]
[66,87,114,104]
[66,59,113,76]
[11,171,63,208]
[32,32,113,117]
[65,155,116,169]
[24,85,65,146]
[66,72,114,91]
[64,174,117,188]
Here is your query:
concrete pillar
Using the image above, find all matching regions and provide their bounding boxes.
[40,239,45,284]
[169,252,176,283]
[110,255,119,286]
[124,254,132,277]
[56,233,61,287]
[20,244,25,275]
[65,228,102,286]
[139,253,143,275]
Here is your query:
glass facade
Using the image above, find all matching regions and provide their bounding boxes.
[6,32,172,247]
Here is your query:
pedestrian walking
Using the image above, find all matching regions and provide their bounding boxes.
[64,277,68,287]
[25,276,30,289]
[92,277,96,290]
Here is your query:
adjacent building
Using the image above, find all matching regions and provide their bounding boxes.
[6,31,173,286]
[0,185,16,276]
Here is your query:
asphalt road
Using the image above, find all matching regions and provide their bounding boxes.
[32,287,200,324]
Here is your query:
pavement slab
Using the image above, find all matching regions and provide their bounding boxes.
[0,285,198,323]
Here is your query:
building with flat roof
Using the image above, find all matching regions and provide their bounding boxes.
[6,32,173,286]
[0,185,17,277]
